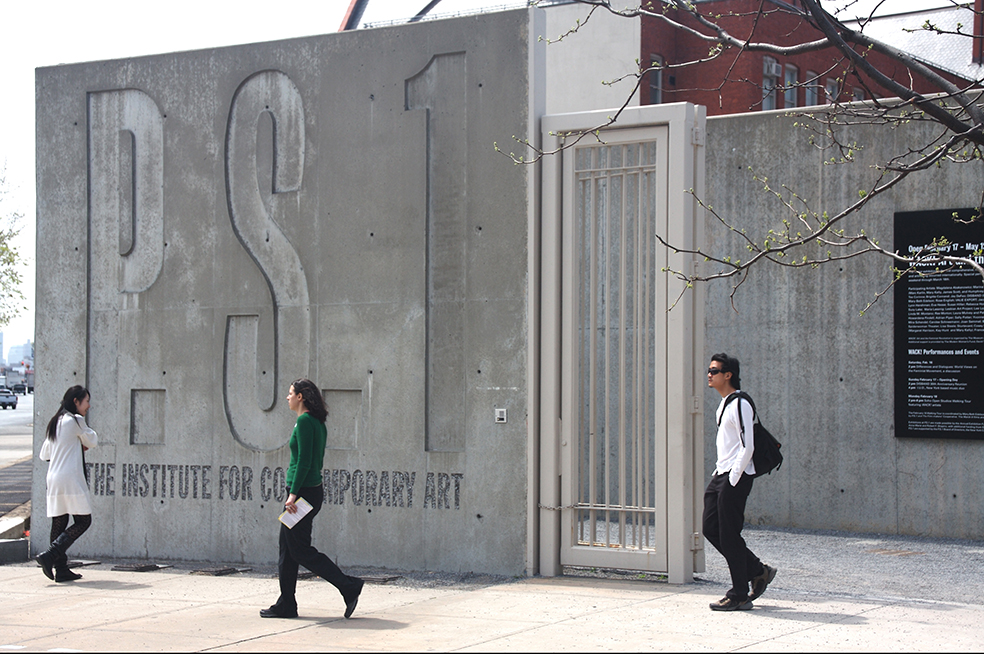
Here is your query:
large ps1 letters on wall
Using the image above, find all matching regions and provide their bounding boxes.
[40,9,535,573]
[224,70,311,452]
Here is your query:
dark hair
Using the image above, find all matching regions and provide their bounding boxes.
[710,353,741,389]
[291,378,328,423]
[46,385,90,441]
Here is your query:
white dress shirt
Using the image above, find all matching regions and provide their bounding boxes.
[714,392,756,486]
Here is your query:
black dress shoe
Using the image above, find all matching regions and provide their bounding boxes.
[36,550,56,580]
[343,578,365,619]
[54,567,83,582]
[260,605,297,618]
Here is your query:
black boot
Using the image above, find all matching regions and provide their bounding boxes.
[36,533,73,581]
[54,550,82,582]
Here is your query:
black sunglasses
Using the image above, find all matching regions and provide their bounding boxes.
[707,368,726,375]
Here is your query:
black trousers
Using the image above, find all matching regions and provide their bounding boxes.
[702,472,764,601]
[275,484,362,610]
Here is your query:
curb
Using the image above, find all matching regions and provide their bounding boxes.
[0,537,29,563]
[0,515,27,539]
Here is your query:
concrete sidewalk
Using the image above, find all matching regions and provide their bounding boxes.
[1,525,982,652]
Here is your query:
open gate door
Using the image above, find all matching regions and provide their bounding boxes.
[539,104,706,583]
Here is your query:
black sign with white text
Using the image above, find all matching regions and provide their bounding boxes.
[894,209,984,440]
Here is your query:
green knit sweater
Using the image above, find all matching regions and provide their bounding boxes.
[285,412,326,495]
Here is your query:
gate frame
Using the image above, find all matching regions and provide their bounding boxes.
[537,103,706,583]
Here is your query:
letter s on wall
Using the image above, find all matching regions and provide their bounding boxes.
[223,70,312,452]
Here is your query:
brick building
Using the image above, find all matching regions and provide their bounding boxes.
[640,0,984,114]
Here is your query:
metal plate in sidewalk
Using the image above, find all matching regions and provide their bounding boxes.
[112,562,169,572]
[363,575,401,584]
[191,566,251,576]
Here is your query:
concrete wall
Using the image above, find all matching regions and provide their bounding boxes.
[703,108,984,539]
[35,9,540,575]
[543,2,641,115]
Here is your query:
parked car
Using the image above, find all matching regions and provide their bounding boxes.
[0,388,17,409]
[11,384,25,395]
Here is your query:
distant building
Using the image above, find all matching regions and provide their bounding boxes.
[7,341,33,369]
[844,2,984,82]
[640,0,983,113]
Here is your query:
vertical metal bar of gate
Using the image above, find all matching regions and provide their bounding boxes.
[588,147,597,546]
[640,154,653,550]
[617,157,627,549]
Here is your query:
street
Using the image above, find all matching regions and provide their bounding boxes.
[0,391,33,468]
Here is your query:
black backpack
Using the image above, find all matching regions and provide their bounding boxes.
[718,391,783,477]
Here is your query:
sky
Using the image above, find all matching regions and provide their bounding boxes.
[0,0,950,363]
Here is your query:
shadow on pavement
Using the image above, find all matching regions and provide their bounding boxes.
[51,579,152,591]
[750,603,871,624]
[322,617,409,630]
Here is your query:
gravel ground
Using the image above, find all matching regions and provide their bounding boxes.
[675,525,984,605]
[713,524,984,605]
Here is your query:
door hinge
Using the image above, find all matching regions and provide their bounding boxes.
[692,532,703,551]
[692,395,701,414]
[691,126,705,146]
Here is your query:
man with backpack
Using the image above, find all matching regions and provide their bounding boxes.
[703,353,777,611]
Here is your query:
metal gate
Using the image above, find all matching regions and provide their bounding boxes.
[539,104,706,581]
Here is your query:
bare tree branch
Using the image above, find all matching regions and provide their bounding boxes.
[516,0,984,299]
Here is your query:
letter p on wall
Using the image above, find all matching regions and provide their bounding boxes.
[88,89,165,296]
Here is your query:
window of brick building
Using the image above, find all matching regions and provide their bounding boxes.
[805,71,820,105]
[763,57,781,110]
[852,87,865,101]
[825,78,840,103]
[784,64,799,108]
[649,54,664,104]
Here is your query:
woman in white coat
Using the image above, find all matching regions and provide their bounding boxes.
[37,386,97,582]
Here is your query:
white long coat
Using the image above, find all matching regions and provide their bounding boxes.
[39,413,98,516]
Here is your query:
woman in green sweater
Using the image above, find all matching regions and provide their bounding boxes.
[261,378,364,619]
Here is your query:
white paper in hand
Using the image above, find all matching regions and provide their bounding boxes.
[278,497,314,529]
